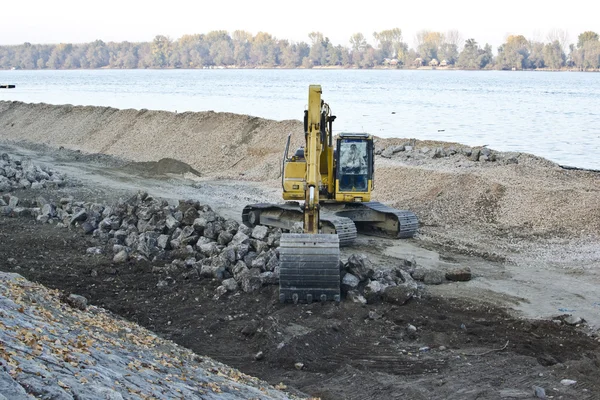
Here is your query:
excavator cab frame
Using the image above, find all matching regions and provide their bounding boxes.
[335,133,374,202]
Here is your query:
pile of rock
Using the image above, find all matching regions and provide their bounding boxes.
[0,152,67,192]
[340,254,419,305]
[0,153,443,304]
[1,188,283,296]
[377,142,506,163]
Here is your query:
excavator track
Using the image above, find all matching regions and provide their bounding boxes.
[242,203,357,246]
[334,201,418,239]
[278,233,340,303]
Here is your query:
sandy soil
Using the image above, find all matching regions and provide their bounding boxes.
[1,101,600,398]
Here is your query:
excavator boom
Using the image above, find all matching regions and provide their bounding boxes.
[278,85,341,303]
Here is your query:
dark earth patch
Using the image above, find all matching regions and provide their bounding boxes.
[1,215,598,399]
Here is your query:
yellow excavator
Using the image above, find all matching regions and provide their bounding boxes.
[242,85,418,303]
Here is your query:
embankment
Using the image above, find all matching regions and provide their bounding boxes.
[1,100,599,239]
[0,100,299,180]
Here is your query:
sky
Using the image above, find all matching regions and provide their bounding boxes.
[1,0,598,49]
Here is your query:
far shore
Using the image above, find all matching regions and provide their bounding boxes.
[3,66,599,72]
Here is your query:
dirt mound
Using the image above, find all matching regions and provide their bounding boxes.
[374,152,600,238]
[125,157,203,177]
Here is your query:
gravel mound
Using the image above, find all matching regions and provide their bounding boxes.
[0,101,297,181]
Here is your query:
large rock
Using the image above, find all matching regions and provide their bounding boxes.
[200,264,225,280]
[250,239,268,254]
[446,267,472,282]
[251,225,269,241]
[203,221,223,240]
[65,294,88,311]
[218,231,234,246]
[423,270,445,285]
[137,232,160,258]
[8,195,19,208]
[259,271,278,286]
[346,290,367,304]
[383,271,418,305]
[224,219,240,234]
[232,261,249,282]
[165,215,180,230]
[264,251,279,272]
[222,278,239,292]
[181,207,199,226]
[220,247,237,264]
[157,234,170,250]
[239,268,262,293]
[251,253,267,270]
[233,243,250,261]
[363,280,386,303]
[0,181,11,192]
[41,203,56,217]
[231,231,250,246]
[381,147,394,158]
[70,209,87,225]
[113,250,129,263]
[346,254,374,281]
[432,147,445,158]
[341,273,360,292]
[199,242,220,257]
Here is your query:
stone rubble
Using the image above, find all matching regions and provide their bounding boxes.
[0,153,67,193]
[1,153,471,305]
[378,142,506,164]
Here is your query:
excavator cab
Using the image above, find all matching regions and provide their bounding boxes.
[335,134,373,200]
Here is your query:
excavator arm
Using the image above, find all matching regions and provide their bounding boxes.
[303,85,323,234]
[278,85,341,304]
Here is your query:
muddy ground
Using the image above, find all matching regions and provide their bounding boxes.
[0,143,599,399]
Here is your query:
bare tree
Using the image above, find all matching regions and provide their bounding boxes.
[446,30,463,49]
[546,28,570,52]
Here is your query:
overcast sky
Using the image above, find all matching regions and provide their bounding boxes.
[2,0,598,49]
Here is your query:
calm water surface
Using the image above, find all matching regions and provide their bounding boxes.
[1,69,599,169]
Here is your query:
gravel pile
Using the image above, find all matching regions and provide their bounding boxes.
[0,272,300,400]
[374,141,600,239]
[0,101,299,181]
[2,100,597,240]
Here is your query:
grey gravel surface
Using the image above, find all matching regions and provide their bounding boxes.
[0,272,299,400]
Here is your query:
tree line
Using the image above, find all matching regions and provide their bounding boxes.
[1,29,599,70]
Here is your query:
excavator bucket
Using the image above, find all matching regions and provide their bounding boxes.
[278,233,340,303]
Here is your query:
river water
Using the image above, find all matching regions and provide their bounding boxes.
[1,69,599,169]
